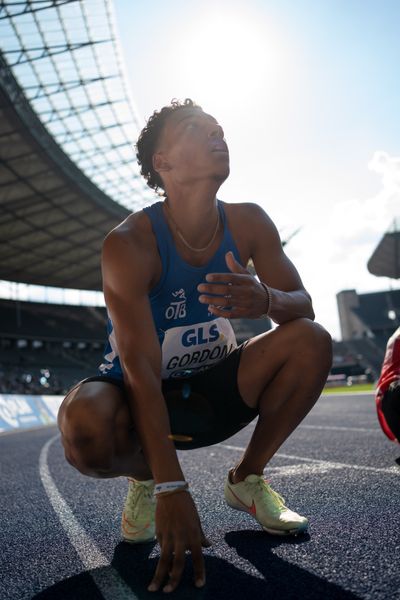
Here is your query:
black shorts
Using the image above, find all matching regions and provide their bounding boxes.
[81,342,258,450]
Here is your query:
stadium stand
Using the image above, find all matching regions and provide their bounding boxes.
[0,299,107,394]
[333,288,400,383]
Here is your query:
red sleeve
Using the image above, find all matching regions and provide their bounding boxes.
[375,329,400,442]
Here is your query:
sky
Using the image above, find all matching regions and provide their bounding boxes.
[112,0,400,339]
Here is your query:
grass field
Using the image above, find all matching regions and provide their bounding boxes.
[323,383,375,394]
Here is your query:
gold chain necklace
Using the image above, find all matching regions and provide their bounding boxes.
[164,201,220,253]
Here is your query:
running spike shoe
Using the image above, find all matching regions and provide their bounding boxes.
[121,477,156,543]
[224,468,308,536]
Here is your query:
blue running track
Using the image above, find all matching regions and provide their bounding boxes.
[0,393,399,600]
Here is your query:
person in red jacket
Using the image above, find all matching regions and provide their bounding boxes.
[376,326,400,443]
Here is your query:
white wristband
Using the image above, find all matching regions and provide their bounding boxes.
[154,481,188,495]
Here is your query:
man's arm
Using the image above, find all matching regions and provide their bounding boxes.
[197,203,314,324]
[249,203,315,324]
[103,220,210,594]
[101,223,184,484]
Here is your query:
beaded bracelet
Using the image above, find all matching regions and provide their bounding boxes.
[153,481,189,496]
[259,282,272,317]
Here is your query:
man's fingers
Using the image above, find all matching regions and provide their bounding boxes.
[147,544,172,592]
[225,250,248,274]
[208,306,249,319]
[191,543,206,587]
[205,272,247,284]
[199,294,234,307]
[162,546,186,593]
[197,517,212,547]
[197,283,242,296]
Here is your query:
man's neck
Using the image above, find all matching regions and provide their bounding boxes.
[163,181,221,245]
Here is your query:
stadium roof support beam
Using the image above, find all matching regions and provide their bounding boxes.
[0,2,76,21]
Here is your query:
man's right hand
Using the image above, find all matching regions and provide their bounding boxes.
[148,492,212,594]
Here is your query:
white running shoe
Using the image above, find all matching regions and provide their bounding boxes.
[121,477,156,544]
[224,468,308,536]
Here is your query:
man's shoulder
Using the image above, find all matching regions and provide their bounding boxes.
[102,209,160,288]
[104,209,155,251]
[223,200,267,216]
[222,201,274,230]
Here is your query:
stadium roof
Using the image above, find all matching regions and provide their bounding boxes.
[0,0,153,210]
[367,219,400,280]
[0,49,129,290]
[0,0,155,291]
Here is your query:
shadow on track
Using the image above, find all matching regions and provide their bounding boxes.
[32,534,361,600]
[225,530,362,599]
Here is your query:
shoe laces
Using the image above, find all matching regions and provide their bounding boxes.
[252,476,287,511]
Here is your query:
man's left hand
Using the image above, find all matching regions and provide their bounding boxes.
[197,251,268,319]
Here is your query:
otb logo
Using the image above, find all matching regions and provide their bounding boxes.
[165,288,187,320]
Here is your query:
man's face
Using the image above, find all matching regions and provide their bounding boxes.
[155,107,230,187]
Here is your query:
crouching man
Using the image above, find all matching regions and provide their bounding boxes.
[57,99,332,594]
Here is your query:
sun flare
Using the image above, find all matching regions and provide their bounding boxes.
[174,7,284,114]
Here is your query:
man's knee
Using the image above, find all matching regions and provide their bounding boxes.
[287,318,332,366]
[58,383,124,475]
[302,319,332,351]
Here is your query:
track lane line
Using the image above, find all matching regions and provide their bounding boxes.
[321,391,375,397]
[299,425,379,433]
[39,433,138,599]
[217,444,400,475]
[244,423,380,433]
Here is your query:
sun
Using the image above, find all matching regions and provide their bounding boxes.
[173,6,284,115]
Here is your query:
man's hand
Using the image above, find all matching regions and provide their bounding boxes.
[148,492,211,593]
[197,251,268,319]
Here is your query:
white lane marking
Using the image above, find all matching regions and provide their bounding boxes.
[39,433,137,599]
[299,424,379,433]
[217,444,400,475]
[244,423,379,433]
[321,391,375,397]
[267,463,342,477]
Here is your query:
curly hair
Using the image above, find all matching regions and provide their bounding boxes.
[136,98,201,195]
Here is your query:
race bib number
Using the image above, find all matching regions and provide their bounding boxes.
[161,318,237,379]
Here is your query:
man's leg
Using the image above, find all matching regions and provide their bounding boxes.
[58,380,159,544]
[57,380,152,480]
[232,318,332,482]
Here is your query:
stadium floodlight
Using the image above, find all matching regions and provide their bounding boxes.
[0,0,155,212]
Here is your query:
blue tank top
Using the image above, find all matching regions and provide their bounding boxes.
[98,199,241,380]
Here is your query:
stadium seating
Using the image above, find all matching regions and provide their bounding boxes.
[0,299,106,394]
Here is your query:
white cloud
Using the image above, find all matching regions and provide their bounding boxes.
[368,151,400,199]
[286,151,400,339]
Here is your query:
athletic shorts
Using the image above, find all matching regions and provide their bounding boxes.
[80,341,259,450]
